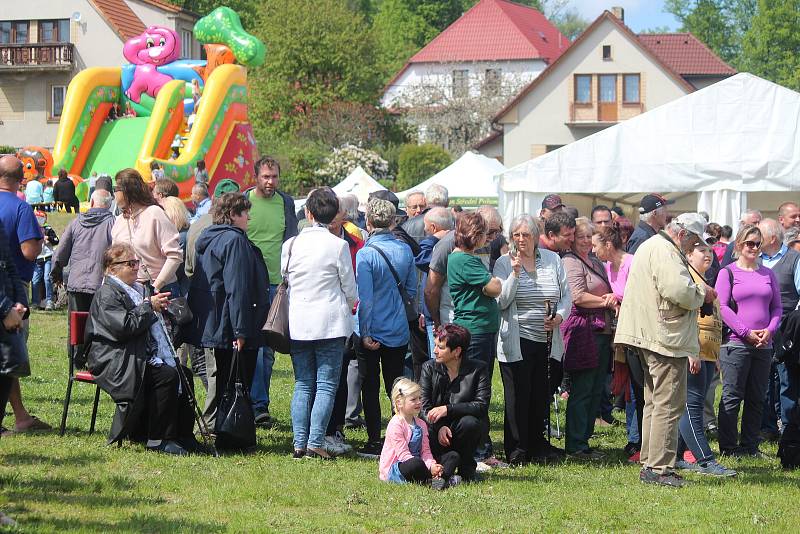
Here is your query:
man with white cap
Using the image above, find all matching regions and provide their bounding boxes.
[615,212,716,487]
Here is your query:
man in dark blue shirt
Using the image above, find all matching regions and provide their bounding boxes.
[0,156,46,434]
[626,194,673,254]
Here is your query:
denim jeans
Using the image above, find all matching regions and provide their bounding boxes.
[678,360,717,463]
[718,345,772,453]
[251,284,278,415]
[778,361,799,428]
[465,331,497,460]
[761,360,781,434]
[625,383,640,444]
[160,280,182,298]
[289,337,345,450]
[31,259,52,305]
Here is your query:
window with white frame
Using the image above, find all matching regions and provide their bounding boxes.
[50,85,66,119]
[452,69,469,98]
[181,29,193,59]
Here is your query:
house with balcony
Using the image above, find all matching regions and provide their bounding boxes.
[477,9,736,166]
[0,0,200,149]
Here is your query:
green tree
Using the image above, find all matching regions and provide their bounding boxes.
[396,144,452,191]
[664,0,755,65]
[248,0,381,139]
[166,0,259,28]
[373,0,430,81]
[551,8,590,41]
[740,0,800,90]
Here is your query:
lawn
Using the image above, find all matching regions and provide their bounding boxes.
[1,213,799,532]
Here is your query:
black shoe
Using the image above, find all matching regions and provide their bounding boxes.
[760,430,781,443]
[305,447,336,461]
[254,411,275,428]
[292,449,306,460]
[624,441,641,457]
[177,435,213,455]
[147,440,189,456]
[640,468,688,488]
[344,416,366,430]
[357,440,383,459]
[508,448,528,466]
[430,477,448,490]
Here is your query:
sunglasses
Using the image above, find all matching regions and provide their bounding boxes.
[112,259,140,268]
[743,240,762,249]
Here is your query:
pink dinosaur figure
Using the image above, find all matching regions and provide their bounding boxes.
[123,26,181,103]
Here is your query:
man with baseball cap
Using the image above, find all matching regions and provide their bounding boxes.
[626,194,674,254]
[615,212,716,487]
[539,194,565,221]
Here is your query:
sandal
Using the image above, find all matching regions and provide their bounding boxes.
[14,416,52,433]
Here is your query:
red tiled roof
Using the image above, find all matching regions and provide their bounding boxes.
[136,0,183,13]
[89,0,146,42]
[410,0,569,63]
[638,33,736,76]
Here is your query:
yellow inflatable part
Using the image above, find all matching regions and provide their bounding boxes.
[146,64,247,172]
[135,79,186,180]
[52,67,121,166]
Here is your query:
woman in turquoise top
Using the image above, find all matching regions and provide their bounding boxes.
[447,211,502,465]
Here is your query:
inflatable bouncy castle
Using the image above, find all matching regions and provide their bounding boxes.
[25,8,264,201]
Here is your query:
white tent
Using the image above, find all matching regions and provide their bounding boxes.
[496,73,800,229]
[295,166,386,210]
[398,151,506,206]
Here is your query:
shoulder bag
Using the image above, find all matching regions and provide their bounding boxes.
[721,266,737,341]
[369,243,418,323]
[262,236,297,354]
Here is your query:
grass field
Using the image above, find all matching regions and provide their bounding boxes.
[1,213,800,532]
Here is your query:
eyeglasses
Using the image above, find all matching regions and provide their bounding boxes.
[112,259,140,268]
[743,240,762,249]
[511,232,532,239]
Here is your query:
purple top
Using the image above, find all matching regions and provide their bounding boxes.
[605,254,634,301]
[714,264,782,345]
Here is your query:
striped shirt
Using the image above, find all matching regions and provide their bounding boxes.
[516,257,562,342]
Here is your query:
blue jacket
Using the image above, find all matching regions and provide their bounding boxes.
[356,231,416,347]
[189,224,269,349]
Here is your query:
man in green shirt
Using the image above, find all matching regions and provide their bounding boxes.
[246,157,297,425]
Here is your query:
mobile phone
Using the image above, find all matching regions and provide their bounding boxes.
[509,241,517,257]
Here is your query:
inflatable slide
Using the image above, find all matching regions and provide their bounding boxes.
[29,8,265,202]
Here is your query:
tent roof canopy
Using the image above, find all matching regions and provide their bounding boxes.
[497,73,800,196]
[399,151,506,204]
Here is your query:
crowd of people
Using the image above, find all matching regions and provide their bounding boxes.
[0,152,799,505]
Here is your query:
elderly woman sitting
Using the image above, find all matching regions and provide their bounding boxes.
[85,243,198,455]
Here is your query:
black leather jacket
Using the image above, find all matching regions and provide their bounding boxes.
[419,358,490,434]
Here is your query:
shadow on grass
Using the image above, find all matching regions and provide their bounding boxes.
[20,511,224,532]
[1,451,105,467]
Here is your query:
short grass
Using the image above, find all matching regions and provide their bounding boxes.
[2,217,800,532]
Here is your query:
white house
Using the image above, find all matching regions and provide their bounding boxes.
[380,0,569,109]
[0,0,200,149]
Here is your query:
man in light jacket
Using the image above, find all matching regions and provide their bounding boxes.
[615,212,715,488]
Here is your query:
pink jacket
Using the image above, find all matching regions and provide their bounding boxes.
[111,205,182,290]
[379,415,435,481]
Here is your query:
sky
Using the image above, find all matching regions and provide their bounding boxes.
[567,0,682,32]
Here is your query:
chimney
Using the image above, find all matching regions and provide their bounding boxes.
[611,6,624,21]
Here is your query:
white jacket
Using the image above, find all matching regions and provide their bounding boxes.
[493,250,571,363]
[281,226,358,341]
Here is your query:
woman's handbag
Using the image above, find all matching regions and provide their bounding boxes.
[368,244,418,323]
[0,328,30,378]
[165,296,193,326]
[215,350,256,450]
[262,237,297,354]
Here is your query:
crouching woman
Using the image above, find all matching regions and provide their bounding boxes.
[85,243,198,455]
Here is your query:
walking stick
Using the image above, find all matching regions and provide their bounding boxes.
[154,310,219,457]
[544,299,557,444]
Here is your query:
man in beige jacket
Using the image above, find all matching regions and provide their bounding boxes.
[615,212,716,487]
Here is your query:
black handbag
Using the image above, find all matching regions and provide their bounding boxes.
[369,244,418,323]
[215,350,256,450]
[0,328,30,378]
[165,296,193,326]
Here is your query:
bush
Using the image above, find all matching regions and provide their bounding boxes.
[256,135,327,196]
[395,143,451,191]
[0,145,18,155]
[315,144,390,187]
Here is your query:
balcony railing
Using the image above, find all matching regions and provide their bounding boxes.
[567,101,644,127]
[0,43,74,69]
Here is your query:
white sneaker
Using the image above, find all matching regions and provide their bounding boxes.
[332,431,353,454]
[323,436,346,456]
[475,461,491,473]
